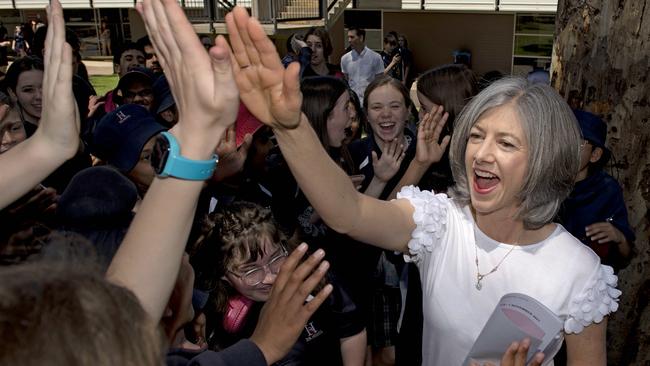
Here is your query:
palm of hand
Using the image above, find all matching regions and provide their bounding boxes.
[235,65,302,129]
[225,7,302,130]
[373,154,401,182]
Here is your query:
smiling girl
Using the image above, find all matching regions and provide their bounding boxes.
[190,201,367,366]
[4,56,43,137]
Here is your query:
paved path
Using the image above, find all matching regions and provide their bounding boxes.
[84,60,115,76]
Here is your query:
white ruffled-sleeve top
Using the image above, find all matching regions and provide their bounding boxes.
[397,186,621,366]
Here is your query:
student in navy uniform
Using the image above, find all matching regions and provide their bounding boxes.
[557,110,635,271]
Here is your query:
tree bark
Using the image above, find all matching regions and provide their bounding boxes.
[552,0,649,364]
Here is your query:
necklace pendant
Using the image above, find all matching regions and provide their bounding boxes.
[475,274,484,290]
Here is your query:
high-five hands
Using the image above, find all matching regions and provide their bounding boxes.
[38,0,80,160]
[225,7,303,130]
[136,0,239,159]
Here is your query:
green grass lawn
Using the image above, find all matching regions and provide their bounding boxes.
[89,74,119,96]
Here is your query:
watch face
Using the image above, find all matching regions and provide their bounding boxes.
[150,134,171,174]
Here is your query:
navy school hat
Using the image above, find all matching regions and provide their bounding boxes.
[57,166,138,227]
[116,67,154,94]
[573,109,611,163]
[92,104,167,173]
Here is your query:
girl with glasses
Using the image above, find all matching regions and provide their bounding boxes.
[190,201,367,366]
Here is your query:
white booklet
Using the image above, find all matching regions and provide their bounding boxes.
[463,293,564,366]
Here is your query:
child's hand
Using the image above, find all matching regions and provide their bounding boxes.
[251,244,332,364]
[415,105,450,167]
[586,222,625,244]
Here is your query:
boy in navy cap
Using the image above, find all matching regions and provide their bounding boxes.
[116,67,156,113]
[558,110,635,271]
[92,104,166,196]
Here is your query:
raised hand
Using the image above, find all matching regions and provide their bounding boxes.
[250,243,332,364]
[37,0,80,159]
[225,6,303,130]
[136,0,239,158]
[372,140,405,182]
[87,95,105,118]
[415,105,450,166]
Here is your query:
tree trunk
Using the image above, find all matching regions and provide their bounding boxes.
[552,0,649,364]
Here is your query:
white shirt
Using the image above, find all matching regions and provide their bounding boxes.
[397,186,621,366]
[340,46,384,104]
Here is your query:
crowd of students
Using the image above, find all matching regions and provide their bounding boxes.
[0,0,636,365]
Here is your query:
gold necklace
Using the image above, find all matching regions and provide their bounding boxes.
[474,230,522,291]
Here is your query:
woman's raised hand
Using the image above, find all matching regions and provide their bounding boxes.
[136,0,239,158]
[415,106,450,166]
[38,0,80,159]
[225,6,303,130]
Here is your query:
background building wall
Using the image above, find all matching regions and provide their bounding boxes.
[330,10,514,78]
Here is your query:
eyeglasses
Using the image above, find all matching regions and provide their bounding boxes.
[123,88,154,99]
[229,246,288,287]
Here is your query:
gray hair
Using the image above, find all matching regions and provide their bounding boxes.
[448,77,580,229]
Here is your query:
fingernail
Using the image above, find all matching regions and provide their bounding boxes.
[318,261,330,272]
[314,249,325,258]
[298,243,308,251]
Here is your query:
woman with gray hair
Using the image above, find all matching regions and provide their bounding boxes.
[225,7,619,365]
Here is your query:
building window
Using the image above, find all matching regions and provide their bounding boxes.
[512,14,554,76]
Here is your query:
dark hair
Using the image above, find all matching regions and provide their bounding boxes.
[190,202,289,314]
[363,74,412,112]
[301,76,356,174]
[304,27,333,58]
[417,64,478,134]
[31,26,81,59]
[347,88,366,140]
[348,27,365,39]
[113,42,144,66]
[479,70,504,91]
[2,56,44,94]
[383,33,397,45]
[136,35,152,49]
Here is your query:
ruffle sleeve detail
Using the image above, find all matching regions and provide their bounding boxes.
[396,186,449,263]
[564,264,621,334]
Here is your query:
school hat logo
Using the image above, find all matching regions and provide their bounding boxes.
[116,111,131,124]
